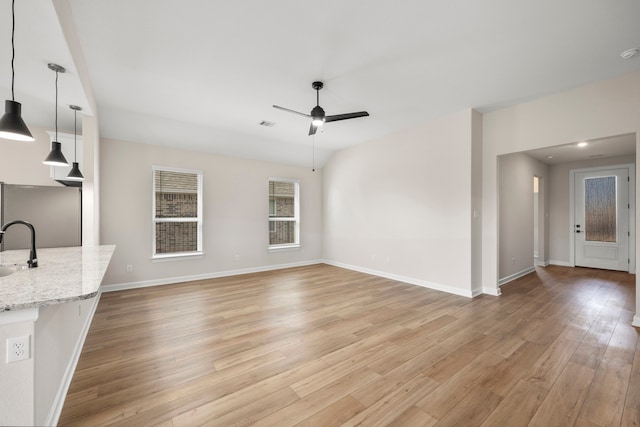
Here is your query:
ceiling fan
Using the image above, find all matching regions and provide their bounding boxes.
[273,81,369,135]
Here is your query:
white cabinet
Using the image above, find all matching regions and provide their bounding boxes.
[46,131,83,181]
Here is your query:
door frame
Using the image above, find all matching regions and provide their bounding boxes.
[569,164,635,273]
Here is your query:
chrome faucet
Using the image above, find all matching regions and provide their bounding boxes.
[0,220,38,268]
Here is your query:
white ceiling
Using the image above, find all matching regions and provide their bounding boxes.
[2,0,640,167]
[525,133,637,165]
[0,0,91,135]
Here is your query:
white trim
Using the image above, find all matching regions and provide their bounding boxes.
[152,165,204,175]
[569,164,635,272]
[322,259,475,298]
[536,260,550,267]
[628,165,636,274]
[482,287,502,296]
[101,260,323,292]
[549,260,573,267]
[46,292,102,426]
[633,315,640,327]
[151,251,204,261]
[0,307,39,325]
[267,244,301,252]
[498,266,535,286]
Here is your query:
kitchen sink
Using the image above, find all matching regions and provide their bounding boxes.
[0,266,15,277]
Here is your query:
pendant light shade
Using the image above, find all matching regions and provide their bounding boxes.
[0,0,34,141]
[0,100,33,141]
[43,141,68,166]
[66,162,84,180]
[66,105,83,181]
[43,63,69,167]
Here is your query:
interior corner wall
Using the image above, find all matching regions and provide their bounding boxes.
[548,154,636,265]
[498,153,548,281]
[482,70,640,299]
[471,110,483,292]
[99,138,323,287]
[322,109,475,296]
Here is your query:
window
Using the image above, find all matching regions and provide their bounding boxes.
[152,166,203,258]
[268,178,299,249]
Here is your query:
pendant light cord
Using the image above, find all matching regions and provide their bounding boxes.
[54,70,58,141]
[74,108,77,161]
[312,134,316,172]
[10,0,15,101]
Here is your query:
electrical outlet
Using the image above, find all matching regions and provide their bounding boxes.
[234,254,240,261]
[126,264,133,273]
[7,335,30,363]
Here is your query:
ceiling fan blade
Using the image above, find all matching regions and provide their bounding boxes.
[309,123,319,136]
[325,111,369,123]
[273,105,310,118]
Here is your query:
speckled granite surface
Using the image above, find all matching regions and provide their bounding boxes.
[0,245,115,311]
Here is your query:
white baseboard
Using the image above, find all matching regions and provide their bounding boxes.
[633,315,640,328]
[101,260,324,292]
[46,291,102,426]
[549,260,573,267]
[536,260,549,267]
[322,260,475,298]
[499,266,535,286]
[471,287,484,297]
[482,287,502,296]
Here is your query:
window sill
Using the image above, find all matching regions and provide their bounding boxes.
[268,244,301,252]
[151,251,204,262]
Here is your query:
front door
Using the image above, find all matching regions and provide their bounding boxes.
[574,167,629,271]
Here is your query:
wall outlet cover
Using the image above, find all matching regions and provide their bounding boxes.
[7,335,30,363]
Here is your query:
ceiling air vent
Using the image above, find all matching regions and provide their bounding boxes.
[259,120,276,127]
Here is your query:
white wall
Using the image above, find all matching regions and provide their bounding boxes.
[471,110,483,292]
[483,70,640,322]
[99,138,323,287]
[498,153,549,280]
[0,122,98,248]
[323,109,479,297]
[0,126,64,186]
[0,312,36,426]
[548,154,636,265]
[35,297,98,425]
[81,115,100,246]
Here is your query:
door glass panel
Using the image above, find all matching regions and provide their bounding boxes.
[584,176,616,242]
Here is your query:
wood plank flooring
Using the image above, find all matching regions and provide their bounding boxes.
[59,264,639,426]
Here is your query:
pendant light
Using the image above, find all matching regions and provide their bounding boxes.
[0,0,34,141]
[43,63,69,166]
[66,105,83,181]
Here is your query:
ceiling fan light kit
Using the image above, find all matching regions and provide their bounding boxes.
[273,81,369,136]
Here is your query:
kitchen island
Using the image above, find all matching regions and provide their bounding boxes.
[0,245,115,311]
[0,245,114,426]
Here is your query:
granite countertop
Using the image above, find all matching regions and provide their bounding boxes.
[0,245,115,311]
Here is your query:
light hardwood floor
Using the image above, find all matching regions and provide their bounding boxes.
[59,264,639,426]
